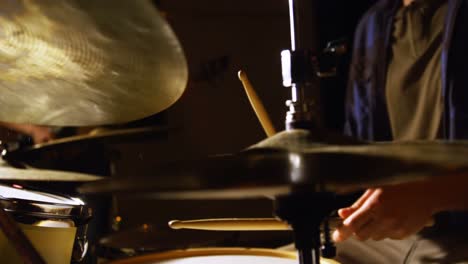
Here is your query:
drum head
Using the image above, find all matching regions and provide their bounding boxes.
[98,225,293,260]
[109,248,339,264]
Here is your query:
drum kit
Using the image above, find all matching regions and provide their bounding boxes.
[0,1,466,264]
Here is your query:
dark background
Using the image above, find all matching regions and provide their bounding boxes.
[0,0,379,259]
[109,0,376,237]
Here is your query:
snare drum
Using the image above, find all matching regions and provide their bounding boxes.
[0,184,91,264]
[108,247,339,264]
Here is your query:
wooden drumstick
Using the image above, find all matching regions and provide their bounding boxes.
[0,206,45,264]
[169,218,291,231]
[238,70,276,137]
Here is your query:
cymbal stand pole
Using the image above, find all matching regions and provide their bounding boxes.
[282,0,320,130]
[282,0,347,131]
[0,205,45,264]
[275,192,336,264]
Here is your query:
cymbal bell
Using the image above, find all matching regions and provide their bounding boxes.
[78,129,468,197]
[0,0,187,126]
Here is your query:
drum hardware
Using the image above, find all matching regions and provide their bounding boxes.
[0,0,187,126]
[274,192,337,264]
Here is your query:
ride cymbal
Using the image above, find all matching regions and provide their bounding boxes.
[78,129,468,197]
[0,0,187,126]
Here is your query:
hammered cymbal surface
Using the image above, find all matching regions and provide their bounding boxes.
[0,0,187,125]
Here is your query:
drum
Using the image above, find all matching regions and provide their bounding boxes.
[0,183,91,264]
[108,248,339,264]
[98,224,294,261]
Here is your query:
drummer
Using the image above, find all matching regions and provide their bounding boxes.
[334,0,468,262]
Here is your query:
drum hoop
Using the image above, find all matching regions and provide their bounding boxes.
[0,184,90,223]
[109,247,339,264]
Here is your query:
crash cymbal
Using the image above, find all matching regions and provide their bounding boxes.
[0,0,187,126]
[78,129,468,197]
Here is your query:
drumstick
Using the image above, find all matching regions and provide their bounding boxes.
[0,207,45,264]
[169,218,290,231]
[238,70,276,137]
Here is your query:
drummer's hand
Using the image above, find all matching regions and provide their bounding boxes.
[29,125,54,144]
[332,182,437,242]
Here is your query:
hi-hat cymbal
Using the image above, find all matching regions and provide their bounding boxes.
[0,164,101,182]
[5,126,170,157]
[0,0,187,126]
[78,129,468,197]
[3,126,173,176]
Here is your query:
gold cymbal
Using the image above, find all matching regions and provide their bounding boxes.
[0,0,187,126]
[31,126,170,149]
[78,129,468,197]
[0,165,101,182]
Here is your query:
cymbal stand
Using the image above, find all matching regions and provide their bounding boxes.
[275,191,337,264]
[282,0,346,131]
[278,1,346,263]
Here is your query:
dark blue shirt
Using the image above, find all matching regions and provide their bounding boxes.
[344,0,468,231]
[345,0,468,141]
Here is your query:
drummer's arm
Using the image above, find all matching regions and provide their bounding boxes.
[333,173,468,242]
[0,122,54,144]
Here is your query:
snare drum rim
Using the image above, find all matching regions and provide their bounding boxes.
[109,247,339,264]
[0,184,91,224]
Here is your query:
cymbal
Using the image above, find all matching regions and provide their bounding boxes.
[0,0,187,126]
[78,129,468,197]
[2,126,173,177]
[250,129,468,167]
[5,126,170,156]
[0,163,102,182]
